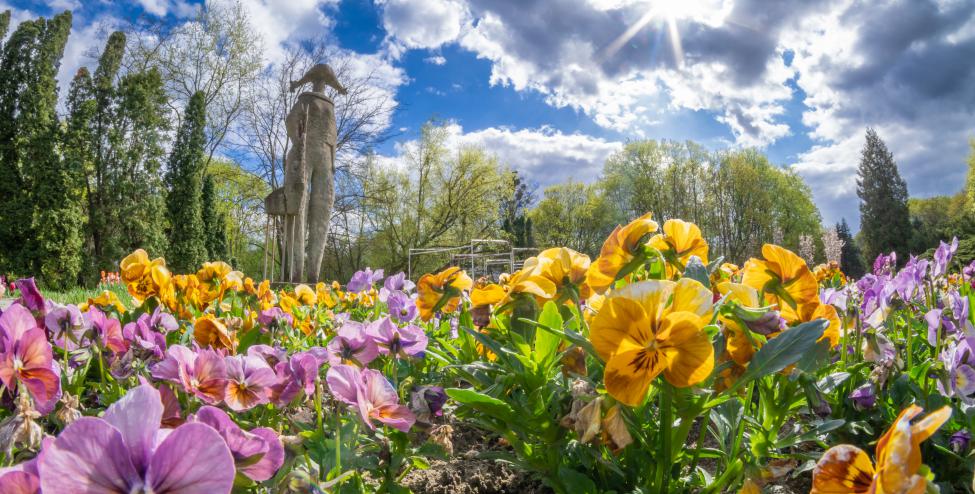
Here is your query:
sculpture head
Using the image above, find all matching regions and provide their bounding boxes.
[289,63,347,95]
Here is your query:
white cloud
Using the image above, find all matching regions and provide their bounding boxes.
[378,0,468,51]
[424,55,446,65]
[136,0,170,17]
[379,123,622,187]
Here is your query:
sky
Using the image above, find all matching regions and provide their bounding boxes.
[8,0,975,230]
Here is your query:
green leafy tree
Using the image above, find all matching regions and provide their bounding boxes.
[0,10,11,44]
[86,31,126,274]
[24,11,76,287]
[857,128,912,263]
[106,67,169,264]
[530,181,617,257]
[206,159,269,275]
[836,218,866,278]
[201,173,228,260]
[0,18,42,275]
[165,91,207,272]
[499,170,535,248]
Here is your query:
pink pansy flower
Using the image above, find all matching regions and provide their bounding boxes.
[268,350,322,406]
[37,384,235,494]
[151,345,227,405]
[366,317,427,359]
[326,321,379,367]
[0,304,61,415]
[87,307,128,355]
[224,355,278,411]
[190,406,284,482]
[0,458,39,494]
[326,364,416,432]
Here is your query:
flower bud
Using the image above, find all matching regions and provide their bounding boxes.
[849,383,877,411]
[951,429,971,454]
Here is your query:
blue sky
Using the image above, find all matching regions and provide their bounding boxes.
[9,0,975,230]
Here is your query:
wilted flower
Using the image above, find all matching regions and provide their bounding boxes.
[325,321,379,367]
[55,393,83,426]
[326,364,416,432]
[190,406,284,482]
[151,345,228,404]
[410,385,448,424]
[428,424,454,455]
[367,317,428,359]
[0,393,43,456]
[38,384,236,493]
[0,304,61,415]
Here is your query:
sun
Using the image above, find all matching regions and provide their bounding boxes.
[601,0,732,66]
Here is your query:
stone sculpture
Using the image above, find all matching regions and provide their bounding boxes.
[265,63,346,282]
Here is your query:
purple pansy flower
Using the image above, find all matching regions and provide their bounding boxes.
[37,384,235,494]
[410,385,448,423]
[849,383,876,410]
[190,406,284,482]
[367,317,428,359]
[87,307,128,355]
[872,252,896,275]
[347,268,384,293]
[380,272,416,302]
[387,291,418,323]
[257,308,293,332]
[247,345,288,368]
[269,350,323,406]
[939,342,975,400]
[122,314,168,360]
[326,321,379,367]
[933,237,959,278]
[0,304,61,415]
[151,345,228,405]
[44,303,87,350]
[0,458,39,494]
[15,278,46,322]
[951,429,971,454]
[326,364,416,432]
[223,355,278,411]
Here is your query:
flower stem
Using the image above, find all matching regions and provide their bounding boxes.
[654,385,673,494]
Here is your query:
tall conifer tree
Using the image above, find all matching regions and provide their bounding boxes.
[857,128,912,263]
[836,218,866,279]
[201,173,228,261]
[165,91,207,272]
[0,19,41,274]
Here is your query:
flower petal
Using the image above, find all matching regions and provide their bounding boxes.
[147,423,235,494]
[811,444,874,494]
[38,417,140,493]
[102,384,163,475]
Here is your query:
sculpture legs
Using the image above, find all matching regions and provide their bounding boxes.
[304,146,335,283]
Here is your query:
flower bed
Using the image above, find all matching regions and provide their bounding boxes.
[0,213,969,493]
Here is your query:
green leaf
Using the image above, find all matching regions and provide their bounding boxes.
[446,388,516,422]
[683,255,710,288]
[555,466,597,494]
[738,319,827,384]
[795,339,832,373]
[534,301,562,368]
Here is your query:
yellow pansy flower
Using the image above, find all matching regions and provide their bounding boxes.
[194,314,235,352]
[196,261,244,303]
[812,405,951,494]
[742,244,819,319]
[506,247,591,303]
[83,290,127,314]
[648,219,709,276]
[586,212,659,295]
[416,267,474,321]
[590,279,714,406]
[294,284,317,306]
[120,249,171,303]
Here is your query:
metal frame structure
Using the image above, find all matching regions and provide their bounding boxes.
[407,239,537,280]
